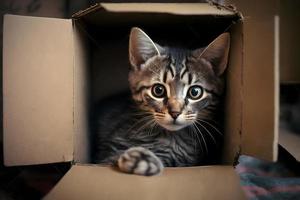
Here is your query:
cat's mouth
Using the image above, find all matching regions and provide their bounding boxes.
[159,123,185,131]
[153,112,195,131]
[155,118,192,131]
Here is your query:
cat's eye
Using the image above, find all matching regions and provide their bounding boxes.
[187,86,203,100]
[151,84,166,98]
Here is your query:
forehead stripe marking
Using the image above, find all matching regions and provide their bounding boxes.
[163,67,175,83]
[188,74,192,85]
[163,70,168,83]
[168,64,175,78]
[180,68,188,80]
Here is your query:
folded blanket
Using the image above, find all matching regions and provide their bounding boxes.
[236,155,300,200]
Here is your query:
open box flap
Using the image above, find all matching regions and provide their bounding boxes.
[44,165,246,200]
[228,0,279,162]
[3,15,74,166]
[72,3,238,19]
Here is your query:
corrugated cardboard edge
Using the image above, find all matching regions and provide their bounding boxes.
[208,0,244,19]
[72,20,91,163]
[222,19,244,165]
[72,3,100,19]
[72,3,241,19]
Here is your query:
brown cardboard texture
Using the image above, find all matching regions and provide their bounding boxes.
[2,3,277,199]
[44,165,245,200]
[228,0,280,163]
[3,15,74,165]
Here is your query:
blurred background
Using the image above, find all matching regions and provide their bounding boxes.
[0,0,299,199]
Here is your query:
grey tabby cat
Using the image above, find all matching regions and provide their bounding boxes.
[92,27,230,176]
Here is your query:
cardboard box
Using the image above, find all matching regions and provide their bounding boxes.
[3,3,278,199]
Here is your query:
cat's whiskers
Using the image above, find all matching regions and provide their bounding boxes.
[185,114,197,120]
[186,114,197,117]
[136,118,155,131]
[197,118,223,136]
[194,121,217,145]
[134,118,157,137]
[190,125,204,154]
[126,115,154,135]
[154,112,165,117]
[192,122,208,154]
[185,116,196,122]
[147,121,157,137]
[188,126,197,152]
[185,117,197,120]
[154,113,165,122]
[154,118,164,121]
[196,116,220,126]
[154,117,164,121]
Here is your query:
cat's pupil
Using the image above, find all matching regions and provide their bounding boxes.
[191,88,199,96]
[152,84,165,98]
[189,86,203,99]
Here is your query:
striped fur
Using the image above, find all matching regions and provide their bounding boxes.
[92,28,230,176]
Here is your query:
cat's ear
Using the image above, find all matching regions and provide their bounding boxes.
[193,33,230,76]
[129,27,162,70]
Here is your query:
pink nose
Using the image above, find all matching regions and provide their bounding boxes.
[169,111,180,119]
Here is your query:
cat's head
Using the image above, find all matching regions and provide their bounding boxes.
[128,27,230,131]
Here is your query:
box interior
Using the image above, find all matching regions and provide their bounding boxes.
[72,5,242,164]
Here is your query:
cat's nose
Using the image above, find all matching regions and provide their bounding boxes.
[169,111,181,120]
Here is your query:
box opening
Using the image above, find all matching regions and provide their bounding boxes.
[72,8,242,165]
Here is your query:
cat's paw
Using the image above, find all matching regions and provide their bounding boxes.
[118,147,163,176]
